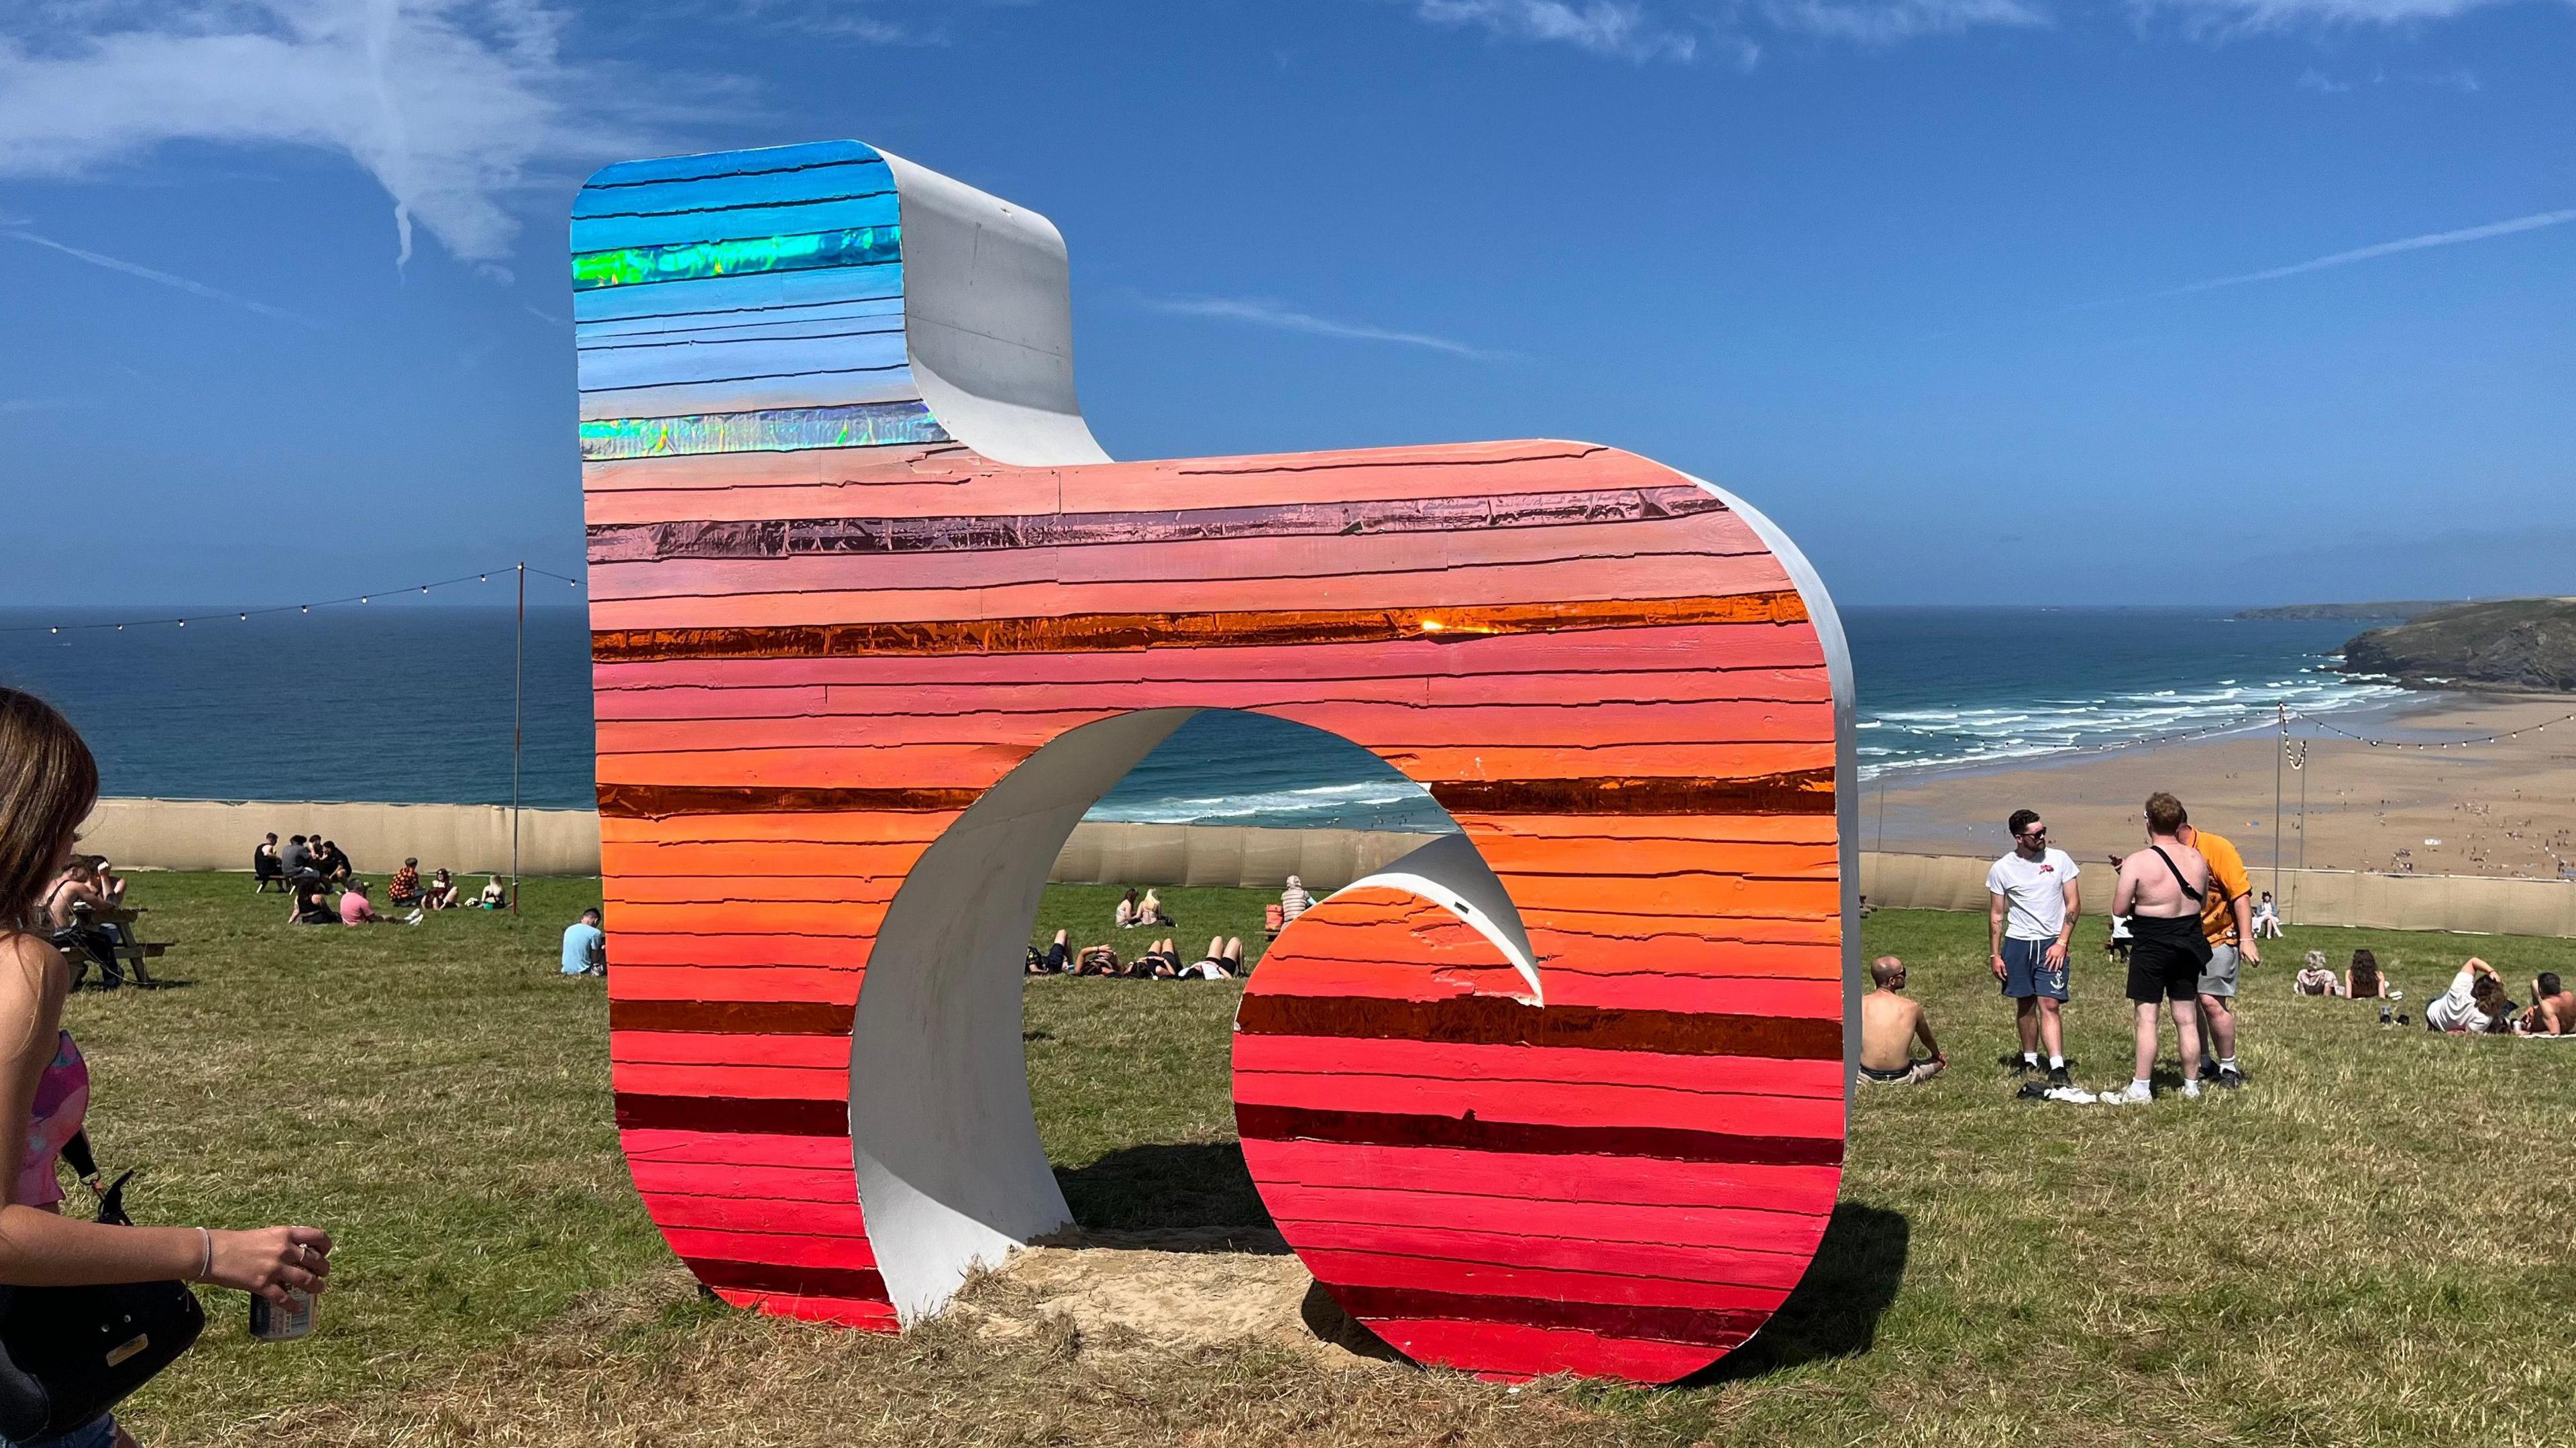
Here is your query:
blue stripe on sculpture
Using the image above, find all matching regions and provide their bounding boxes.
[579,401,949,459]
[578,295,904,342]
[576,329,910,397]
[572,191,902,257]
[573,264,905,326]
[581,140,886,192]
[574,165,892,222]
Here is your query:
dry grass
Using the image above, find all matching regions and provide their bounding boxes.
[67,875,2576,1446]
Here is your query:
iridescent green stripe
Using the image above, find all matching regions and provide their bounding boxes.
[571,227,900,291]
[580,402,949,460]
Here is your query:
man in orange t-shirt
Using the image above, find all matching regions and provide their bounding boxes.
[2178,807,2257,1088]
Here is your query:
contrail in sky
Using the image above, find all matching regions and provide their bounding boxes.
[1148,294,1521,362]
[3,229,321,327]
[2134,207,2576,302]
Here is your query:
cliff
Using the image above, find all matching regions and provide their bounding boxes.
[2235,602,2459,622]
[2342,599,2576,691]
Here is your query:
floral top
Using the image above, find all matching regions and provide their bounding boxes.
[21,1030,88,1208]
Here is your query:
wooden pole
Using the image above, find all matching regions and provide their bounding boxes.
[511,561,524,917]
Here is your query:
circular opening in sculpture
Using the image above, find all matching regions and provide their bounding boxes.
[846,708,1498,1323]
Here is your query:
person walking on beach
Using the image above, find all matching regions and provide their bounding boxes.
[2176,806,2257,1089]
[2106,793,2212,1104]
[1986,809,2079,1088]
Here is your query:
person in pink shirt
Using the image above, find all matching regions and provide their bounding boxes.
[339,880,422,927]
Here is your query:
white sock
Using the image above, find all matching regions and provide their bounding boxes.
[2022,1052,2039,1066]
[2131,1078,2151,1093]
[2219,1056,2237,1070]
[2049,1055,2065,1070]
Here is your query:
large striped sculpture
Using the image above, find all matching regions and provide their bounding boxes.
[578,140,1854,1383]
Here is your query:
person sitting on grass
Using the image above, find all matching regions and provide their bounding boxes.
[253,832,287,892]
[2345,948,2390,1001]
[288,875,337,926]
[315,839,354,885]
[561,908,606,977]
[387,858,424,907]
[2520,972,2571,1036]
[1181,936,1244,980]
[1857,955,1946,1086]
[1026,929,1073,974]
[1114,888,1140,930]
[425,868,462,910]
[1138,889,1173,928]
[1280,875,1314,924]
[338,879,419,927]
[475,876,509,909]
[2294,950,2338,996]
[2425,958,2510,1034]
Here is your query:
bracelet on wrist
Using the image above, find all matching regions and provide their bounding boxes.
[193,1226,212,1283]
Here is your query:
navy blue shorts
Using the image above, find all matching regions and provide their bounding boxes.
[2000,938,2068,1001]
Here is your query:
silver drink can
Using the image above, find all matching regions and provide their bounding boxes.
[250,1288,315,1342]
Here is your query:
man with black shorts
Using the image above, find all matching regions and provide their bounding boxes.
[1987,808,2080,1089]
[2106,792,2211,1104]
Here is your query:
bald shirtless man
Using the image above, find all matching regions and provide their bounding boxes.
[2105,792,2212,1104]
[1858,956,1946,1086]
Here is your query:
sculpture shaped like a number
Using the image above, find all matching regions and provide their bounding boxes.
[579,140,1854,1382]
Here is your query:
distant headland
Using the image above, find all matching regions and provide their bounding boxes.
[2339,598,2576,692]
[2232,601,2465,622]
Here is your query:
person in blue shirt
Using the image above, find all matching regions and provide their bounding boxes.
[561,907,606,977]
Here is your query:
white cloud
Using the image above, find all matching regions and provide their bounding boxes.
[1766,0,2048,43]
[0,1,644,266]
[1148,294,1523,361]
[1409,0,1700,62]
[3,226,322,325]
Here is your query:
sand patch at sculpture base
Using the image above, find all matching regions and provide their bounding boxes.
[954,1226,1397,1366]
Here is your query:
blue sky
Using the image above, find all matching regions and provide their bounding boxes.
[1,0,2569,607]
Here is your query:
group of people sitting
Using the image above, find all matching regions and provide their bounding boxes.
[2296,948,2571,1034]
[1026,928,1244,979]
[1112,887,1174,930]
[257,832,508,927]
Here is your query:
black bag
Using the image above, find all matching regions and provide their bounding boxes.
[0,1133,205,1441]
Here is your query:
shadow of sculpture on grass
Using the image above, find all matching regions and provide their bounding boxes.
[1049,1141,1286,1251]
[1686,1202,1909,1384]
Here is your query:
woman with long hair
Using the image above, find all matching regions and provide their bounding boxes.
[0,689,331,1448]
[2346,949,2387,1001]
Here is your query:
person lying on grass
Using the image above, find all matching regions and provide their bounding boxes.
[1075,944,1121,976]
[2294,950,2338,997]
[1026,930,1072,975]
[1858,956,1945,1087]
[2425,958,2513,1034]
[0,687,331,1448]
[1182,936,1243,980]
[1138,938,1182,978]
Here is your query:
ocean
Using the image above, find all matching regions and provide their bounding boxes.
[0,604,2407,830]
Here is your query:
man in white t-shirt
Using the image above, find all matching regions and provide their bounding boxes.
[2425,957,2507,1034]
[1988,807,2081,1089]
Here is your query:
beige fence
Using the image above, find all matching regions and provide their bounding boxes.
[84,800,2572,935]
[78,798,1442,893]
[1861,851,2576,938]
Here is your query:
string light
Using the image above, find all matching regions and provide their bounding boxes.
[3,564,583,636]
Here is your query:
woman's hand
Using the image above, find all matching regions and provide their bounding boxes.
[205,1226,332,1304]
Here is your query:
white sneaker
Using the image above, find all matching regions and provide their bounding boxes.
[2181,1078,2202,1100]
[404,909,425,925]
[2102,1082,2152,1105]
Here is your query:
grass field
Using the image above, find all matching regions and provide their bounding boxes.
[63,874,2576,1446]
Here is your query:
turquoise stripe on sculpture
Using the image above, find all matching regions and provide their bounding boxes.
[579,402,949,459]
[572,227,902,292]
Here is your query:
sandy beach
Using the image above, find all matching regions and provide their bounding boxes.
[1867,693,2576,879]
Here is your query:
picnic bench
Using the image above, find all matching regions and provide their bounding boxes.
[65,903,170,989]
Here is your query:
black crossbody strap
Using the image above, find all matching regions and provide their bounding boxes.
[2149,846,2206,903]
